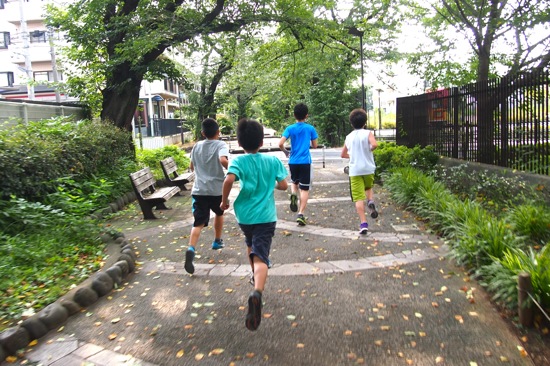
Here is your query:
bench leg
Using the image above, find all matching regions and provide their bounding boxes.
[154,202,170,210]
[139,202,158,220]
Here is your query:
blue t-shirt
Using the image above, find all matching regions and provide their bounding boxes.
[282,122,318,164]
[227,153,288,225]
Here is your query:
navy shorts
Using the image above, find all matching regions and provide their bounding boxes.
[289,164,312,191]
[239,222,276,265]
[192,195,224,227]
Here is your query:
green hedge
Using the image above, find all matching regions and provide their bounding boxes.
[0,117,134,201]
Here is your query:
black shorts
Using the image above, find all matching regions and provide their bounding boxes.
[239,222,276,266]
[289,164,312,191]
[192,195,224,227]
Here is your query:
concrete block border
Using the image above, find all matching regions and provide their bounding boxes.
[0,230,138,361]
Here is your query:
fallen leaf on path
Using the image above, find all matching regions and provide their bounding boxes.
[209,348,224,356]
[297,343,305,348]
[108,333,117,340]
[176,350,184,358]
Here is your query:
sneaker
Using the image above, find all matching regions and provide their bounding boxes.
[249,272,255,286]
[246,290,262,331]
[296,214,306,226]
[184,248,195,274]
[267,259,273,269]
[368,201,378,219]
[290,193,298,212]
[212,238,225,250]
[359,222,369,234]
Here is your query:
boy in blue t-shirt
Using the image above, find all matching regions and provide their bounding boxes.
[221,118,288,331]
[278,103,318,226]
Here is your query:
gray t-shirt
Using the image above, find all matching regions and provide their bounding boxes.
[190,139,229,196]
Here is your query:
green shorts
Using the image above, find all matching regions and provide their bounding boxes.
[349,174,374,202]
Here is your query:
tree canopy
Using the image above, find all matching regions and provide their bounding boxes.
[409,0,550,87]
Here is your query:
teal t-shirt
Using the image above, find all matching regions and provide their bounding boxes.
[228,153,288,225]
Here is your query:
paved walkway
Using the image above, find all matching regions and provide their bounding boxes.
[2,157,535,366]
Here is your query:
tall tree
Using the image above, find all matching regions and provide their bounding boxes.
[46,0,316,131]
[410,0,550,86]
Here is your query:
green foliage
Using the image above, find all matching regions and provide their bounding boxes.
[480,246,550,311]
[505,204,550,247]
[0,117,138,330]
[0,197,105,330]
[410,0,549,85]
[0,117,134,202]
[374,142,439,180]
[385,165,550,312]
[135,145,190,180]
[431,164,544,215]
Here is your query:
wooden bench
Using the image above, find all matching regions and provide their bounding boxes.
[129,167,180,220]
[160,157,195,192]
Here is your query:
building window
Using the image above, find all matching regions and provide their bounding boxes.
[34,71,63,82]
[29,30,46,43]
[0,32,10,49]
[0,72,15,87]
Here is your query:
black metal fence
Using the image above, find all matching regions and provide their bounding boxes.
[134,118,188,137]
[396,69,550,175]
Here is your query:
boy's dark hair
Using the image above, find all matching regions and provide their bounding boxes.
[237,118,263,151]
[294,103,308,121]
[349,108,367,129]
[201,118,219,138]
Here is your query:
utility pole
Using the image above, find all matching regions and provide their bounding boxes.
[19,0,34,100]
[48,28,61,102]
[376,88,383,131]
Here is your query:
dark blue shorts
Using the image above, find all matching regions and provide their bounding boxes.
[289,164,312,191]
[192,195,224,227]
[239,222,276,265]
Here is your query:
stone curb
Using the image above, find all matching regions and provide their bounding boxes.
[0,231,139,361]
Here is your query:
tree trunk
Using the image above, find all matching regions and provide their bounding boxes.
[100,63,144,132]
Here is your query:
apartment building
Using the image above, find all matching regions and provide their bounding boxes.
[0,0,191,139]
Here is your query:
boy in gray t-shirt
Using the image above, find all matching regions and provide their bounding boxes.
[184,118,229,274]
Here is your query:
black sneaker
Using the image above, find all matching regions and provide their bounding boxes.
[184,248,195,274]
[246,290,262,331]
[296,214,306,226]
[290,193,298,212]
[368,201,378,219]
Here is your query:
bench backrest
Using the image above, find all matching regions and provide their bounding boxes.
[160,157,178,177]
[129,167,157,196]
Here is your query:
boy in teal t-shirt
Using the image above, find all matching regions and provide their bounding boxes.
[221,119,288,331]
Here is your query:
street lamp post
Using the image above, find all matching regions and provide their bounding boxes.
[348,27,365,112]
[376,88,383,131]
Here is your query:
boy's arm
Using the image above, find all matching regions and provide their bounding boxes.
[219,155,229,169]
[189,161,194,172]
[278,136,289,157]
[220,173,235,210]
[275,179,288,191]
[341,145,349,159]
[310,138,318,149]
[369,131,378,151]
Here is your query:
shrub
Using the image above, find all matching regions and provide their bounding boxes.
[480,245,550,311]
[374,142,438,180]
[505,203,550,247]
[0,117,134,202]
[385,166,550,313]
[431,163,544,215]
[135,145,190,180]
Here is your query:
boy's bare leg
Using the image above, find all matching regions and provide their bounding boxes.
[252,257,268,292]
[213,214,224,240]
[299,189,309,215]
[366,188,374,202]
[355,200,368,224]
[188,224,205,249]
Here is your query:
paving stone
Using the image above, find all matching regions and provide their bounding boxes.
[25,337,78,365]
[72,342,104,359]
